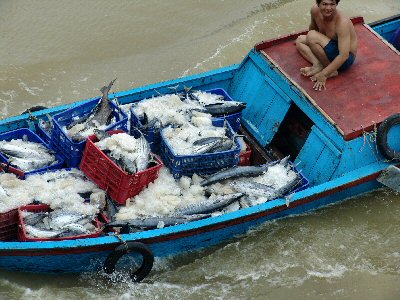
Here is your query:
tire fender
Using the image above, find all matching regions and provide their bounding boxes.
[377,113,400,160]
[104,241,154,282]
[21,105,48,115]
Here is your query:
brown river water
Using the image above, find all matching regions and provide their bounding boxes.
[1,1,400,299]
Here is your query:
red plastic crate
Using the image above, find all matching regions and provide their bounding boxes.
[238,143,252,166]
[80,132,164,205]
[18,204,102,242]
[0,208,19,241]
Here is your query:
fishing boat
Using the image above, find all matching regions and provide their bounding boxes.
[0,15,399,282]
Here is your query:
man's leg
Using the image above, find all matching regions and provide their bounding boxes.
[296,30,337,77]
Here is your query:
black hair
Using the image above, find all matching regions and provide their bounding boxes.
[316,0,340,4]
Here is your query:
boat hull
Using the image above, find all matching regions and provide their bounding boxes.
[0,166,382,274]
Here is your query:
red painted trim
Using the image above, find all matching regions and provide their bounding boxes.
[255,16,364,51]
[0,167,379,258]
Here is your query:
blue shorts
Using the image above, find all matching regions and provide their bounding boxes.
[324,39,355,72]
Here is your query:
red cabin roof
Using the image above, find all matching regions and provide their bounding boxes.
[256,17,400,141]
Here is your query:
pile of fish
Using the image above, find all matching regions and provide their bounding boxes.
[131,86,246,131]
[21,208,99,239]
[0,169,104,215]
[0,137,58,172]
[109,158,302,231]
[65,79,119,142]
[94,130,152,174]
[162,117,237,155]
[203,157,302,207]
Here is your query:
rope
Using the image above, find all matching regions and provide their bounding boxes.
[113,232,129,252]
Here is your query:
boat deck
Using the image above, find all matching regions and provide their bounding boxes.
[257,18,400,141]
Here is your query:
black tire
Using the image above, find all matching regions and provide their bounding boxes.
[104,242,154,282]
[21,105,48,115]
[377,113,400,160]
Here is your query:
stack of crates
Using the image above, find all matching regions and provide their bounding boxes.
[50,98,128,167]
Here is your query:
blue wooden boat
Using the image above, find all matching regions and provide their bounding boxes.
[0,15,399,281]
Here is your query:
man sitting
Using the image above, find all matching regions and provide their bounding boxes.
[295,0,358,91]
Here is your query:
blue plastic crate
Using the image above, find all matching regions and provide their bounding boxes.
[51,97,128,168]
[204,88,242,133]
[160,122,241,179]
[0,128,64,178]
[130,88,242,153]
[130,110,161,153]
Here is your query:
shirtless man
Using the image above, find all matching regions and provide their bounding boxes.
[295,0,358,91]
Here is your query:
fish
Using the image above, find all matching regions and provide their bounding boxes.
[105,214,209,229]
[25,225,63,239]
[105,196,119,221]
[61,223,91,235]
[49,211,87,229]
[0,140,54,160]
[38,113,54,135]
[173,193,244,215]
[8,156,56,172]
[204,101,247,116]
[200,156,290,187]
[133,131,151,172]
[69,79,116,142]
[23,212,48,226]
[192,137,225,154]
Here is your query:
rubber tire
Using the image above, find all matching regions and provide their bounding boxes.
[21,105,48,115]
[104,242,154,282]
[377,113,400,160]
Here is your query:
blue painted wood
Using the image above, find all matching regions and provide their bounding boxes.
[295,126,341,185]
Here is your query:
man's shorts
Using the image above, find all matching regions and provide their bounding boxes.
[324,39,355,72]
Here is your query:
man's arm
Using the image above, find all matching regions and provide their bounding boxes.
[309,6,318,31]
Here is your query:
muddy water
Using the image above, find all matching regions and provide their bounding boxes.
[1,0,400,299]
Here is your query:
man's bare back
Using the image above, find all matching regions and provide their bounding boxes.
[295,0,358,91]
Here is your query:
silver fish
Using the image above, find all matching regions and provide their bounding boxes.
[23,212,48,226]
[8,156,56,172]
[200,156,290,187]
[174,193,244,215]
[106,214,209,229]
[204,101,247,116]
[50,211,87,229]
[25,225,63,238]
[69,79,116,142]
[135,132,150,172]
[61,223,91,234]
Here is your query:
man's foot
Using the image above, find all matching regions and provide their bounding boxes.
[310,70,338,81]
[300,64,323,77]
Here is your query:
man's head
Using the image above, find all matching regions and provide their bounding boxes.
[316,0,340,4]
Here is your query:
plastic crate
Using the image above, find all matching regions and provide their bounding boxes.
[0,208,19,241]
[129,88,243,153]
[160,122,241,179]
[79,131,164,205]
[204,88,242,132]
[238,143,252,166]
[17,204,102,242]
[0,128,64,178]
[130,111,161,153]
[51,98,128,168]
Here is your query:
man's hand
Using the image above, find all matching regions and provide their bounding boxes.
[311,72,327,91]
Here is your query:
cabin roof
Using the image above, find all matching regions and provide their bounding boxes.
[256,18,400,141]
